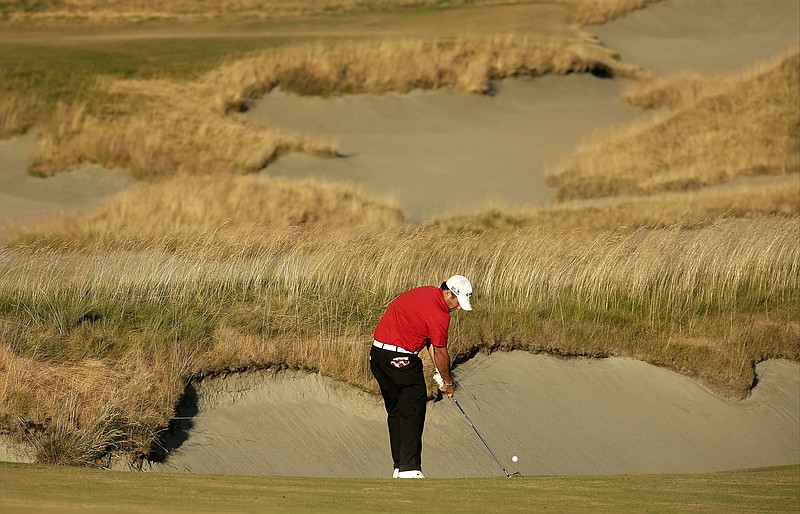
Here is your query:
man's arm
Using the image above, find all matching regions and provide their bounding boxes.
[433,345,455,397]
[426,343,436,367]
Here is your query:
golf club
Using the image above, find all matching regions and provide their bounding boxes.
[451,396,520,478]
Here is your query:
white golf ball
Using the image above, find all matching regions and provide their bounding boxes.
[512,455,518,462]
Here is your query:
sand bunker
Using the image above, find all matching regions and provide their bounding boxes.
[249,0,800,221]
[247,75,638,222]
[148,352,799,477]
[0,134,133,226]
[591,0,800,76]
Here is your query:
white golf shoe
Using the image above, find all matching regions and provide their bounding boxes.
[397,470,425,478]
[392,468,399,478]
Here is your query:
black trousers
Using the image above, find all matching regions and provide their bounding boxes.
[369,345,427,472]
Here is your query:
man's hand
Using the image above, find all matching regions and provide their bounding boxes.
[432,346,455,397]
[434,368,455,397]
[439,383,455,398]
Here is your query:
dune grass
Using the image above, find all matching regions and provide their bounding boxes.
[205,35,642,111]
[0,174,405,239]
[429,175,800,234]
[546,48,800,200]
[0,462,797,513]
[0,31,290,143]
[28,95,339,179]
[0,92,39,138]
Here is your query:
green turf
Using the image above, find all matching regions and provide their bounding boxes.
[0,33,288,139]
[0,462,797,513]
[0,35,284,104]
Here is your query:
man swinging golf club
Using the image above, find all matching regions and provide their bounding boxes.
[370,274,473,478]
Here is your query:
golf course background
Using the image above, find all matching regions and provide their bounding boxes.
[0,0,797,506]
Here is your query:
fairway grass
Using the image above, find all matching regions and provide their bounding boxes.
[0,462,796,513]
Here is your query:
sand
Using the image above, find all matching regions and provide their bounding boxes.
[591,0,800,76]
[246,75,638,222]
[0,134,133,227]
[147,353,799,477]
[0,0,798,475]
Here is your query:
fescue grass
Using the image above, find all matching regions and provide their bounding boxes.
[0,33,294,152]
[546,48,800,200]
[28,95,339,179]
[429,175,800,234]
[0,462,797,513]
[0,92,39,138]
[0,174,404,238]
[206,35,642,110]
[567,0,663,25]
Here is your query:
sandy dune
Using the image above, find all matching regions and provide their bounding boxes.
[148,353,799,477]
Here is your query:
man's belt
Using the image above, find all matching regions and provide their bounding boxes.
[373,340,418,355]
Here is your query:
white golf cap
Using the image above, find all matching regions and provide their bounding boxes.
[446,275,473,311]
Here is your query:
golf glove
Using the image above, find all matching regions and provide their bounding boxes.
[433,368,445,388]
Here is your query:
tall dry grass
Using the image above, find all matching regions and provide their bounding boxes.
[29,91,338,178]
[0,93,38,138]
[0,344,196,466]
[547,49,800,200]
[207,35,642,111]
[566,0,663,25]
[2,216,796,351]
[4,173,404,242]
[432,175,800,234]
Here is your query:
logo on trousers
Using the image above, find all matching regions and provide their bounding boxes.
[390,356,410,368]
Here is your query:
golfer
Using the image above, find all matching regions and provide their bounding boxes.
[370,274,473,479]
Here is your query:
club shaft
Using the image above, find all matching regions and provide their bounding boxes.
[451,397,511,477]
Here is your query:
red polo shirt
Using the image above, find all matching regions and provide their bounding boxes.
[374,286,451,353]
